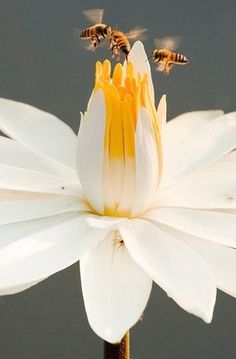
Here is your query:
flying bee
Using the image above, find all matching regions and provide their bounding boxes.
[109,26,147,60]
[75,9,147,59]
[151,36,189,74]
[74,9,112,50]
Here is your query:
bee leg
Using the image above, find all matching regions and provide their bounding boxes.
[165,62,173,75]
[91,36,98,48]
[95,34,101,44]
[115,52,120,61]
[109,39,113,49]
[111,45,119,58]
[125,52,130,61]
[112,45,120,61]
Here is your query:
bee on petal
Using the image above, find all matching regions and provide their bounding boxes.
[151,36,189,74]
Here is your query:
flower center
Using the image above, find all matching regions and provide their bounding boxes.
[94,60,161,217]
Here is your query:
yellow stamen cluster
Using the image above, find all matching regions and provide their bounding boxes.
[94,59,161,217]
[94,60,161,161]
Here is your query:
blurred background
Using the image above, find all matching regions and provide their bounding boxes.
[0,0,235,358]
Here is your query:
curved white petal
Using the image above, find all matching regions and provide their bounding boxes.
[156,150,236,209]
[144,208,236,247]
[85,214,127,229]
[131,108,159,216]
[120,219,216,323]
[2,278,48,295]
[0,136,80,195]
[165,110,224,149]
[0,164,80,196]
[80,233,152,343]
[157,95,167,129]
[117,158,136,215]
[127,41,154,103]
[0,98,77,169]
[162,112,236,187]
[179,233,236,298]
[0,213,108,295]
[0,136,78,181]
[77,90,105,214]
[0,191,88,226]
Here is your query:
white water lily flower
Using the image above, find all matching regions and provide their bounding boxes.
[0,41,236,343]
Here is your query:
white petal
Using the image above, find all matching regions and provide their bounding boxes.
[156,150,236,209]
[0,213,108,295]
[85,214,127,229]
[77,90,105,214]
[0,98,77,169]
[80,233,152,343]
[0,136,80,195]
[0,190,88,226]
[162,112,236,187]
[178,233,236,298]
[157,95,167,129]
[3,279,48,295]
[117,157,136,214]
[0,164,80,196]
[120,219,216,323]
[165,110,224,149]
[127,41,154,103]
[0,136,78,181]
[131,108,159,216]
[144,208,236,247]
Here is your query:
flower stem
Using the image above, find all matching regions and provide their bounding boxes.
[104,332,130,359]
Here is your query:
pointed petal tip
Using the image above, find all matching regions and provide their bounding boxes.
[197,303,214,324]
[90,324,125,344]
[128,41,155,103]
[167,286,215,324]
[132,40,145,51]
[121,219,217,326]
[183,282,216,324]
[129,41,147,63]
[157,94,167,128]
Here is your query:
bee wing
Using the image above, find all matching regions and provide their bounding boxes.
[155,63,166,72]
[154,35,182,50]
[125,26,148,41]
[73,28,108,51]
[82,9,104,24]
[83,42,97,51]
[73,27,82,41]
[73,28,93,51]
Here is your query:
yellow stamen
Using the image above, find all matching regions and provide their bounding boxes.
[94,59,161,216]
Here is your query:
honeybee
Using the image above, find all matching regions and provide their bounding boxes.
[75,9,112,49]
[151,36,189,74]
[109,26,147,60]
[75,9,147,60]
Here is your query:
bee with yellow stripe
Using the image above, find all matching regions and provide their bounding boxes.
[109,27,147,60]
[76,9,147,60]
[75,9,112,49]
[151,36,189,74]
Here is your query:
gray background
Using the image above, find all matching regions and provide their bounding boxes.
[0,0,235,358]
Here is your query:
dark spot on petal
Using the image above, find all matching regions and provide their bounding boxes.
[226,193,235,202]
